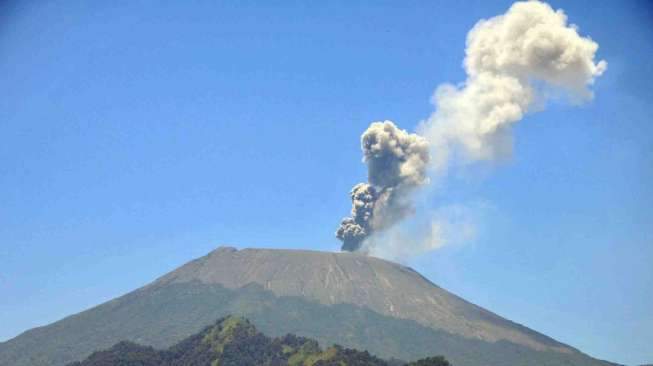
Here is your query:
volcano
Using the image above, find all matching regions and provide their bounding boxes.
[0,247,618,366]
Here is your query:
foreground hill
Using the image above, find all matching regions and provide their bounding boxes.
[69,315,451,366]
[0,247,619,366]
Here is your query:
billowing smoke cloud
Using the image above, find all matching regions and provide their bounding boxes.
[336,121,430,251]
[337,1,606,257]
[422,0,607,169]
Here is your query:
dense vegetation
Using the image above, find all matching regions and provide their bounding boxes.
[68,315,451,366]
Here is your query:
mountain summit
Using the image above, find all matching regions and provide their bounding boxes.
[155,247,566,352]
[0,247,617,366]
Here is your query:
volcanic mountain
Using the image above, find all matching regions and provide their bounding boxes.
[0,247,618,366]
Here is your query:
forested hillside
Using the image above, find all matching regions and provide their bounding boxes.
[68,315,451,366]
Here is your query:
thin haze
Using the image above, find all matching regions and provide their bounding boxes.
[337,0,607,260]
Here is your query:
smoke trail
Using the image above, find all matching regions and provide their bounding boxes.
[366,203,483,260]
[337,1,606,257]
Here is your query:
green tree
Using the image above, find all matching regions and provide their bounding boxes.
[406,356,451,366]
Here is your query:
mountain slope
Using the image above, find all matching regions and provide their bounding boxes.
[153,247,567,352]
[0,247,618,366]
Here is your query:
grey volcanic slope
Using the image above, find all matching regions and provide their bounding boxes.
[0,247,618,366]
[155,247,566,352]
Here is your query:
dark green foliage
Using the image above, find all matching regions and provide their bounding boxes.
[67,316,402,366]
[312,346,389,366]
[406,356,451,366]
[67,341,164,366]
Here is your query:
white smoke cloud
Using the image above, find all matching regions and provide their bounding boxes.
[421,0,607,169]
[337,1,606,260]
[365,203,483,261]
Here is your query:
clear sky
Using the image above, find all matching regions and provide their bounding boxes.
[1,1,651,364]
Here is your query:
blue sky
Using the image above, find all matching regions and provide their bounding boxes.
[1,1,651,364]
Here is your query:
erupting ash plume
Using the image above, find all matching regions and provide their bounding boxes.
[337,1,606,257]
[336,121,430,251]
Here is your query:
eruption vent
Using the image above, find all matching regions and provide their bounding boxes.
[337,0,606,257]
